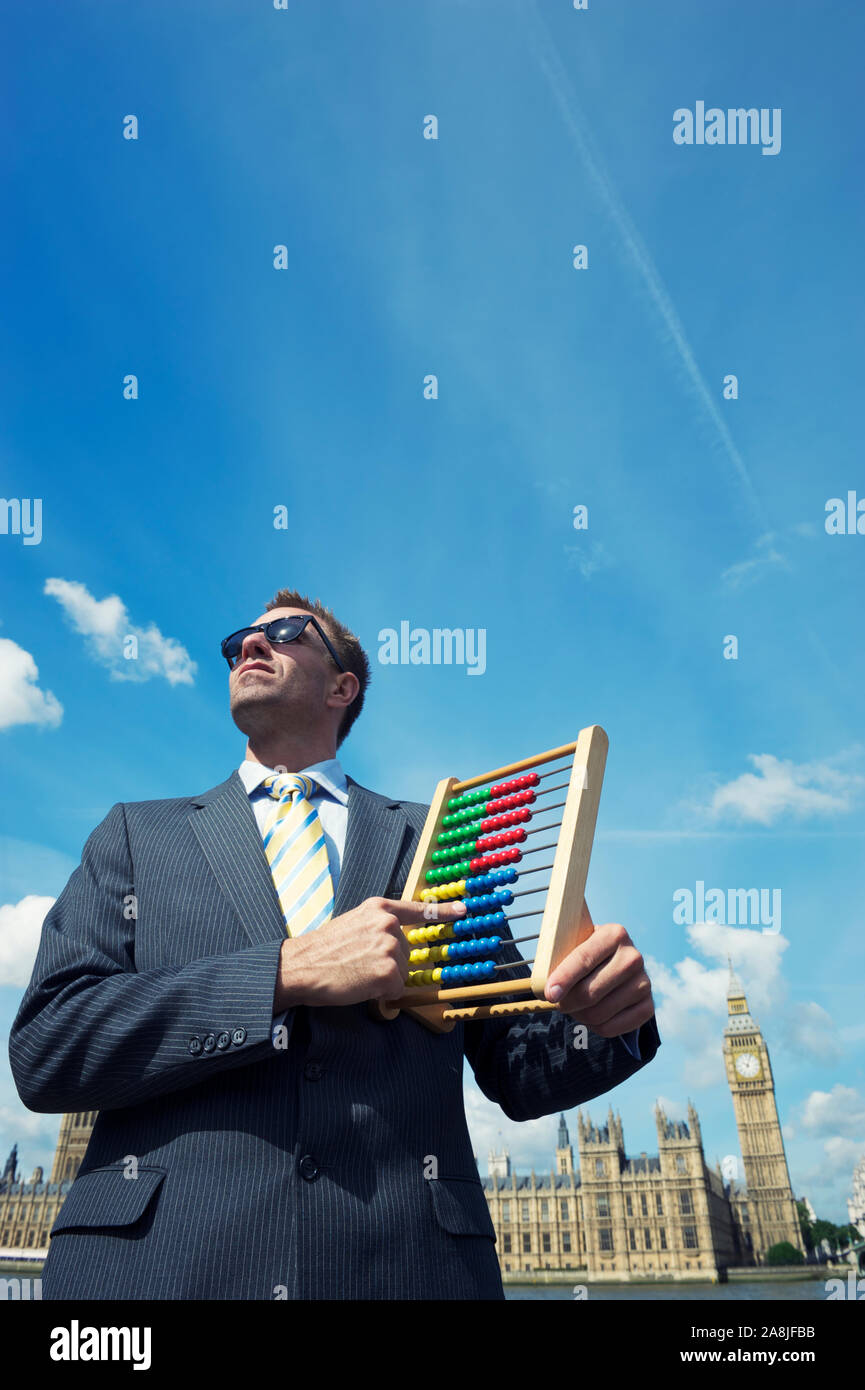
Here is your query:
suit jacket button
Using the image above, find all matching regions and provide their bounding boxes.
[231,1027,247,1046]
[216,1031,231,1050]
[299,1155,319,1182]
[202,1033,216,1053]
[188,1036,203,1056]
[304,1062,322,1081]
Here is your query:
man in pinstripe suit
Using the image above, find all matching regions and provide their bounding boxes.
[10,590,660,1300]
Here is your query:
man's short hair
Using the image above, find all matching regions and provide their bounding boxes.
[265,589,370,747]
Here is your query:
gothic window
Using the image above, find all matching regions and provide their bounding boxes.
[679,1191,693,1215]
[676,1156,686,1174]
[625,1194,633,1215]
[640,1193,648,1216]
[659,1229,667,1249]
[644,1228,652,1249]
[542,1233,551,1253]
[562,1232,572,1253]
[560,1199,569,1220]
[596,1195,610,1218]
[520,1201,530,1222]
[595,1158,605,1177]
[656,1194,664,1215]
[501,1201,510,1222]
[683,1226,698,1249]
[629,1228,637,1250]
[599,1228,613,1252]
[503,1234,512,1253]
[540,1199,549,1220]
[522,1233,531,1253]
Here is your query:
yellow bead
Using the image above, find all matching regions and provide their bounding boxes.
[432,968,442,981]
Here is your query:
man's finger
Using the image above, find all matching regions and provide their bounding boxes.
[383,899,468,925]
[560,975,654,1027]
[544,923,627,1002]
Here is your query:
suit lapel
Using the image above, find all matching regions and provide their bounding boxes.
[188,772,287,948]
[333,777,408,916]
[188,771,411,947]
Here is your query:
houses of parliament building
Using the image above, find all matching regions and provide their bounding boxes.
[1,967,804,1281]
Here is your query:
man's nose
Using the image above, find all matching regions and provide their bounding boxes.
[238,629,272,664]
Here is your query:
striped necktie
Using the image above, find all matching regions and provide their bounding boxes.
[261,773,335,937]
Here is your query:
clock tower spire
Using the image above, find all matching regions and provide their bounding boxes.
[723,960,804,1262]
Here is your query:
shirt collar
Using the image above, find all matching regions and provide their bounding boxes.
[238,757,348,805]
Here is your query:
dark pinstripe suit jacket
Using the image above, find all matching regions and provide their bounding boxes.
[9,770,660,1300]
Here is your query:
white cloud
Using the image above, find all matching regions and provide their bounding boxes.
[800,1086,865,1139]
[44,578,196,686]
[721,532,789,590]
[463,1081,561,1172]
[822,1136,865,1171]
[563,541,612,579]
[0,638,63,731]
[705,752,863,825]
[0,1104,58,1142]
[647,925,843,1086]
[779,1001,842,1064]
[0,894,54,986]
[654,1094,687,1121]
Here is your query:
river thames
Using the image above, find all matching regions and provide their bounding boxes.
[505,1278,831,1300]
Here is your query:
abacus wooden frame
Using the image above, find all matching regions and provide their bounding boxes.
[378,724,609,1033]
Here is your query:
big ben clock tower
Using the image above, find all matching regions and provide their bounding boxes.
[723,962,804,1262]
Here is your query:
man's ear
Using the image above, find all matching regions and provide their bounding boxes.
[329,671,359,709]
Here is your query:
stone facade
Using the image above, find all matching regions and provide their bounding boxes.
[482,967,804,1280]
[0,1111,96,1259]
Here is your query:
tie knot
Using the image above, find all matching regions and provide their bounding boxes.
[263,772,315,803]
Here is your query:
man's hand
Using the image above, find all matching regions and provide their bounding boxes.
[273,897,467,1010]
[543,918,655,1039]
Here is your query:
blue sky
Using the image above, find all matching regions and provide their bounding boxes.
[1,2,863,1225]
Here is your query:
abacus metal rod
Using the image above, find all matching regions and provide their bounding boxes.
[451,741,578,793]
[508,884,549,900]
[534,762,575,780]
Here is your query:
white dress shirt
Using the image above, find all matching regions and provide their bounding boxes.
[238,758,641,1060]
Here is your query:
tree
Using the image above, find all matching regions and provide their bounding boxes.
[766,1242,804,1266]
[796,1199,814,1252]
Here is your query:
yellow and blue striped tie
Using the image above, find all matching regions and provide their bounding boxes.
[262,773,335,937]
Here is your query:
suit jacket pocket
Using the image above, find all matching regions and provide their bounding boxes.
[51,1166,167,1234]
[427,1176,497,1241]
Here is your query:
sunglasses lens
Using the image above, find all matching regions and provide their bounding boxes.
[268,617,305,642]
[223,633,247,665]
[223,617,312,666]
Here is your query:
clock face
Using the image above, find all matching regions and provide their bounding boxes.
[735,1051,760,1079]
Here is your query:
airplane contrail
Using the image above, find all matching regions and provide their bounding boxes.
[526,2,767,530]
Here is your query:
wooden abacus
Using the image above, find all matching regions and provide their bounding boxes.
[378,725,608,1033]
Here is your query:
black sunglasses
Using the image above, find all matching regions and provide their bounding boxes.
[221,615,346,673]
